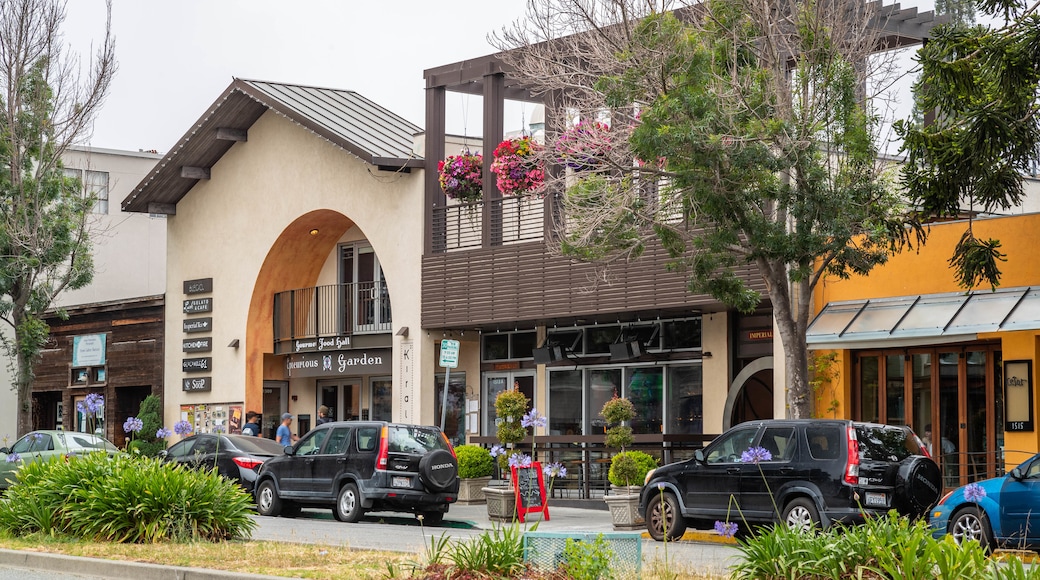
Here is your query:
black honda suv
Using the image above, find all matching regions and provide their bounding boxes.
[254,421,459,525]
[639,419,942,540]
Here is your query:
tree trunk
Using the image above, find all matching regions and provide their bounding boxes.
[762,259,813,419]
[14,310,34,437]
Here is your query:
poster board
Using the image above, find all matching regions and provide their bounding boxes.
[512,461,549,523]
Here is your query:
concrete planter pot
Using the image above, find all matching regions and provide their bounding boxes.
[482,483,517,523]
[457,476,492,505]
[604,485,644,530]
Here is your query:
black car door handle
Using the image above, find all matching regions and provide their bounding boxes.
[779,467,794,474]
[727,467,740,474]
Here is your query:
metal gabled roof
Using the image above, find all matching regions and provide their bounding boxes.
[122,78,423,214]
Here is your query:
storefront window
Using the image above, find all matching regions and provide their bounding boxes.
[912,354,932,439]
[434,372,466,447]
[860,356,879,423]
[626,368,663,434]
[482,331,537,360]
[588,369,621,435]
[371,378,392,422]
[667,365,703,434]
[885,355,904,425]
[548,370,582,435]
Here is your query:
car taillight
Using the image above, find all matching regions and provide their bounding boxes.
[937,490,954,506]
[443,433,457,458]
[844,425,860,485]
[376,425,389,470]
[915,434,932,458]
[232,457,264,470]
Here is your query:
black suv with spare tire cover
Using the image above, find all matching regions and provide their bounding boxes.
[639,419,942,541]
[254,421,459,525]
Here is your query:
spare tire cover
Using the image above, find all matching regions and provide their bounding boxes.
[897,457,942,513]
[419,449,458,492]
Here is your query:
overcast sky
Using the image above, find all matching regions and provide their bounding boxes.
[63,1,943,156]
[64,0,531,153]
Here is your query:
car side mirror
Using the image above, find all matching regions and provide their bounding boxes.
[1011,467,1025,480]
[157,450,168,459]
[0,447,8,454]
[694,449,705,463]
[283,446,295,455]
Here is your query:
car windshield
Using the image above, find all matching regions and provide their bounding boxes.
[855,425,919,462]
[229,436,285,454]
[388,426,448,454]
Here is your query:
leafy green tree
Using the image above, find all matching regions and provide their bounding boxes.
[129,394,165,457]
[0,0,115,436]
[496,1,921,417]
[896,0,1037,291]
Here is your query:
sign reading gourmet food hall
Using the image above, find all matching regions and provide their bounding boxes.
[292,335,352,353]
[285,348,391,378]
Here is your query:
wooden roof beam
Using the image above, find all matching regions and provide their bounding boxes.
[216,127,247,141]
[180,166,210,180]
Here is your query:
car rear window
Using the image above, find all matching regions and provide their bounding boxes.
[855,425,920,461]
[388,426,449,454]
[230,436,285,455]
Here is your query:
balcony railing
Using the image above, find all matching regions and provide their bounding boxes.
[432,195,547,252]
[273,282,391,354]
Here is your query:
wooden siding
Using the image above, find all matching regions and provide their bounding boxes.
[422,240,767,329]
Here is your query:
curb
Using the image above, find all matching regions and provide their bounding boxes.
[640,530,739,545]
[0,548,278,580]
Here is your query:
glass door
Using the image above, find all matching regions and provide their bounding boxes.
[370,377,392,422]
[483,373,534,435]
[341,244,389,333]
[317,380,360,422]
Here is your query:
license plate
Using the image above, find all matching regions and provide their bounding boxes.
[864,492,887,507]
[392,476,410,488]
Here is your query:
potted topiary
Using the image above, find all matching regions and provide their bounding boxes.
[483,387,531,522]
[600,395,658,529]
[455,444,495,505]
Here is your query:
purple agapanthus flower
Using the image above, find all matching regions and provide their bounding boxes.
[155,427,172,439]
[76,393,104,415]
[521,408,547,429]
[31,433,43,443]
[489,444,505,458]
[543,462,567,478]
[741,446,772,464]
[5,453,19,463]
[714,520,739,538]
[123,417,143,434]
[213,424,226,434]
[657,483,665,491]
[508,453,532,468]
[963,482,987,503]
[173,420,194,436]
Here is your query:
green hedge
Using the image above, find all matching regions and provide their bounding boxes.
[0,452,255,542]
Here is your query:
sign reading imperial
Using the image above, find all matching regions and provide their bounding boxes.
[286,348,391,378]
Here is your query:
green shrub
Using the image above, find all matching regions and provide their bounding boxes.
[608,450,657,487]
[732,511,1002,580]
[495,389,529,447]
[0,452,255,543]
[455,444,494,479]
[129,394,165,457]
[561,534,614,580]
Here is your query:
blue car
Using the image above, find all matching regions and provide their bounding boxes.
[930,453,1040,551]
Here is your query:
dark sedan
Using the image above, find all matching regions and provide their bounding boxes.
[160,433,286,492]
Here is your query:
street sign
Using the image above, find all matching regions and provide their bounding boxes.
[439,339,460,368]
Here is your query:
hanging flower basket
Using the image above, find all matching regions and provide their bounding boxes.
[490,136,545,197]
[554,121,612,170]
[438,151,484,203]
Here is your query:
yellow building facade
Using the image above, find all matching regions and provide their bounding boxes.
[810,213,1040,488]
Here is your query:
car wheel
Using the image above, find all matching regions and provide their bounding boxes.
[255,480,282,517]
[419,510,445,526]
[782,497,820,533]
[950,507,994,553]
[419,449,458,493]
[646,492,686,541]
[334,482,365,523]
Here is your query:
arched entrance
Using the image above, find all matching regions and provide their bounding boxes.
[723,356,774,430]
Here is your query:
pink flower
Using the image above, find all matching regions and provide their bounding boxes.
[490,137,544,197]
[438,151,483,202]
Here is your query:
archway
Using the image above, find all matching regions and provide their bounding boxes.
[722,356,774,430]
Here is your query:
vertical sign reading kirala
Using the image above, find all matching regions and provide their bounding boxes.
[183,277,214,391]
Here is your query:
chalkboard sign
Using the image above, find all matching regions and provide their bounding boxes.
[511,462,549,523]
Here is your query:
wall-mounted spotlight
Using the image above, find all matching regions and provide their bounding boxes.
[309,228,319,236]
